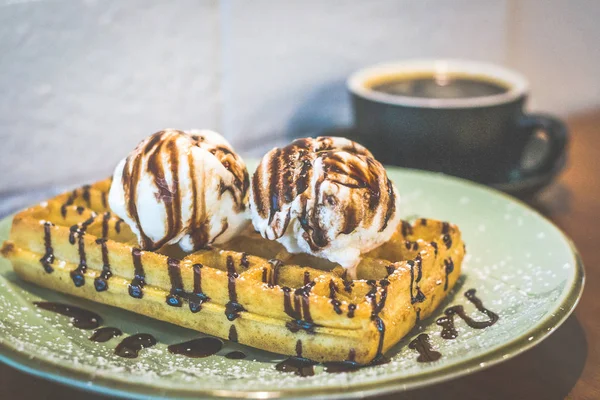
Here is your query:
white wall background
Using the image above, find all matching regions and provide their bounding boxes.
[0,0,598,193]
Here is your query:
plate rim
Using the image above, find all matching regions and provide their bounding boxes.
[0,168,586,399]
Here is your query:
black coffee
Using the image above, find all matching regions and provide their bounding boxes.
[372,76,508,99]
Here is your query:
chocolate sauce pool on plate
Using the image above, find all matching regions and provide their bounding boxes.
[34,302,101,329]
[115,334,157,358]
[167,337,223,358]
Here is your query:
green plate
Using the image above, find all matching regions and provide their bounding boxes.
[0,167,584,399]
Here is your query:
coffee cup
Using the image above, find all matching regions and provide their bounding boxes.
[347,59,568,185]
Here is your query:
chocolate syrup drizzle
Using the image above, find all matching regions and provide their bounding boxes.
[166,257,184,307]
[70,232,87,287]
[115,219,123,234]
[341,270,353,292]
[94,238,112,292]
[60,190,76,218]
[347,303,356,318]
[441,222,453,249]
[409,334,441,362]
[401,220,413,237]
[34,302,101,329]
[240,253,250,268]
[430,241,438,257]
[328,279,342,315]
[129,248,146,299]
[228,325,238,342]
[82,185,91,207]
[225,255,245,321]
[436,289,499,339]
[282,280,318,334]
[366,279,389,362]
[68,215,97,287]
[115,334,157,358]
[101,191,108,209]
[303,271,311,286]
[120,130,248,251]
[101,211,111,239]
[188,263,209,313]
[443,258,454,291]
[409,255,426,304]
[267,259,284,288]
[40,222,55,273]
[167,337,223,358]
[89,327,122,342]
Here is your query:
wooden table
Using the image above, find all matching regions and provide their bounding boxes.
[1,111,598,399]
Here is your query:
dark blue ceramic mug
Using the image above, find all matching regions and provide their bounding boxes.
[347,60,568,188]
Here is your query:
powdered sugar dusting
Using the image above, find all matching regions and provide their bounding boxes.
[0,170,579,394]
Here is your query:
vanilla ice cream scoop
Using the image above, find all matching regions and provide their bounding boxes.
[250,137,400,272]
[109,129,249,252]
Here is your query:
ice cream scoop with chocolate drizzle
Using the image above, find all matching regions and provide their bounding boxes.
[109,129,249,252]
[250,137,401,276]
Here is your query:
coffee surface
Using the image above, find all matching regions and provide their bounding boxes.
[372,76,507,99]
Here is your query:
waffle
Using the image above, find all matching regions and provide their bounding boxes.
[1,179,464,364]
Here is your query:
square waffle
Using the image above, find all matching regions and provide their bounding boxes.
[1,179,464,364]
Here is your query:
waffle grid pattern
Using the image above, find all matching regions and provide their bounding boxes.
[2,179,465,363]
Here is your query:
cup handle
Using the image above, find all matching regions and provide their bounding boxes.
[516,113,569,175]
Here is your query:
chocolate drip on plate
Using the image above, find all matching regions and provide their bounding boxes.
[275,357,316,377]
[464,289,499,328]
[89,327,122,342]
[167,337,223,358]
[409,334,441,362]
[323,361,363,373]
[436,311,458,339]
[34,302,101,329]
[437,289,499,339]
[115,334,157,358]
[225,351,246,360]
